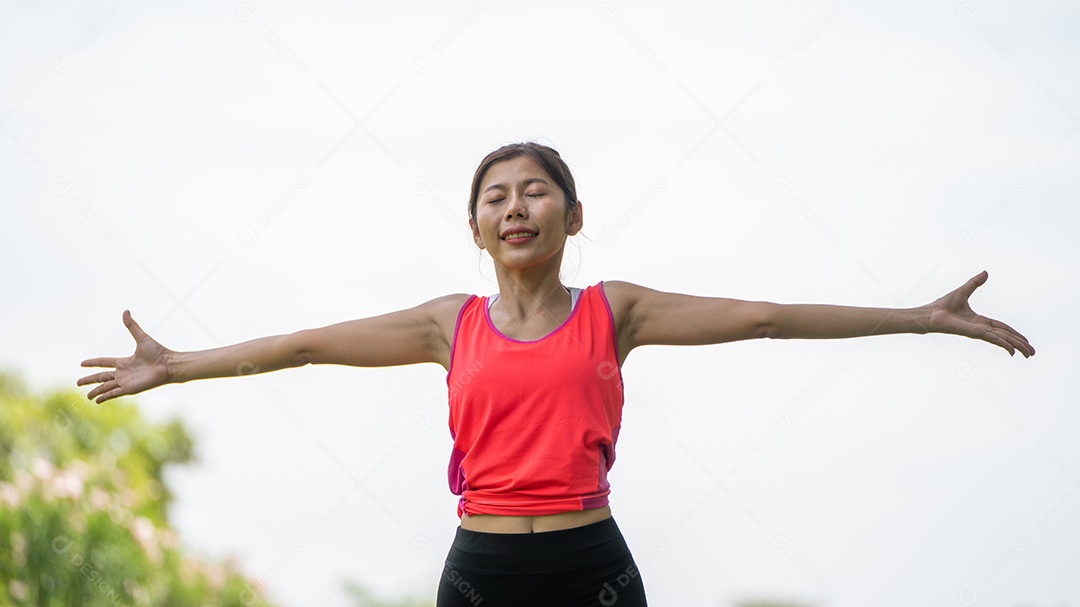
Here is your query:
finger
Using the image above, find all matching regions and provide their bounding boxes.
[984,317,1023,341]
[983,329,1016,356]
[975,316,1034,356]
[986,317,1032,347]
[984,317,1032,354]
[123,310,150,342]
[985,316,1021,336]
[87,379,117,400]
[969,320,1014,355]
[81,358,118,368]
[958,270,989,299]
[994,330,1030,358]
[1002,330,1034,357]
[986,318,1035,356]
[77,371,112,386]
[96,386,125,404]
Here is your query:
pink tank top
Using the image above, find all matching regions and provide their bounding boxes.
[445,281,625,518]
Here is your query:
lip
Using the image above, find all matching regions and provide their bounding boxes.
[500,226,539,239]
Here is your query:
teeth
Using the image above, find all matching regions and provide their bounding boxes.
[504,232,537,239]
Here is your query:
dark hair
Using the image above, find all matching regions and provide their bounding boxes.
[468,142,580,224]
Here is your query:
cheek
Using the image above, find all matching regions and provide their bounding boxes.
[476,215,498,237]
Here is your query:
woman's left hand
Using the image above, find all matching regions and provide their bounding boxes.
[925,270,1035,358]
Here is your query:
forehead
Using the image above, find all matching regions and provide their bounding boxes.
[479,155,554,190]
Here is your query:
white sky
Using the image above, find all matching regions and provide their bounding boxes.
[2,1,1078,605]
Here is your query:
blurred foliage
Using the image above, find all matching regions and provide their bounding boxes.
[343,579,434,607]
[0,369,275,606]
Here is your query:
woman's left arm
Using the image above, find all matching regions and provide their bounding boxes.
[767,270,1035,358]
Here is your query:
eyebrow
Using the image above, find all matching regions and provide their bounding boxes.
[482,178,549,194]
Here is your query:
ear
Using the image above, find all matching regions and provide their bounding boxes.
[566,200,584,236]
[469,218,485,249]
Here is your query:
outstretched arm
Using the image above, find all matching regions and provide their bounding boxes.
[78,294,463,403]
[766,270,1034,357]
[608,270,1034,359]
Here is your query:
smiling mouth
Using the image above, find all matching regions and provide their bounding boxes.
[502,232,538,240]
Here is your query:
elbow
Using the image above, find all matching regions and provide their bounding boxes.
[290,330,315,367]
[760,322,778,340]
[759,303,780,340]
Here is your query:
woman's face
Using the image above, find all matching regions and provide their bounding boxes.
[470,155,582,270]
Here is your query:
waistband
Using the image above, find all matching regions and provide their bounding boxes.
[445,516,631,575]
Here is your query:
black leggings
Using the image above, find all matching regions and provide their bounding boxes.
[436,516,648,607]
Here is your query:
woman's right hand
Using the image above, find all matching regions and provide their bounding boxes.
[78,310,174,403]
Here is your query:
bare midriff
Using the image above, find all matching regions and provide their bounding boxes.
[460,505,612,534]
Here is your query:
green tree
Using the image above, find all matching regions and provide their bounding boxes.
[0,369,277,606]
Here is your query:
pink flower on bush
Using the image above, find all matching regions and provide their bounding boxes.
[130,516,162,564]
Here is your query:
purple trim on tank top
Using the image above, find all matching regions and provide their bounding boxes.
[597,281,625,387]
[446,294,477,381]
[581,495,609,509]
[583,494,609,507]
[482,287,584,343]
[448,446,467,495]
[607,424,620,469]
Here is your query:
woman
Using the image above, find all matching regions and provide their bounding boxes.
[78,141,1035,606]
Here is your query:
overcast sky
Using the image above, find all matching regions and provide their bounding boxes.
[2,1,1078,605]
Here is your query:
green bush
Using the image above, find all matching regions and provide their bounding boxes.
[0,370,275,606]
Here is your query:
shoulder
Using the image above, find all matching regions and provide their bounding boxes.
[596,280,646,310]
[422,293,475,370]
[595,281,658,363]
[595,280,649,334]
[425,293,475,331]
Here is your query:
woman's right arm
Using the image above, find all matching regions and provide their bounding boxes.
[79,294,467,404]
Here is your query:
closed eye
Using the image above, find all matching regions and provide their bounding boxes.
[487,193,544,204]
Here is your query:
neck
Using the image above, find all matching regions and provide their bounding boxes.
[491,256,569,319]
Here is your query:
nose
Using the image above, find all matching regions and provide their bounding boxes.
[505,190,527,218]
